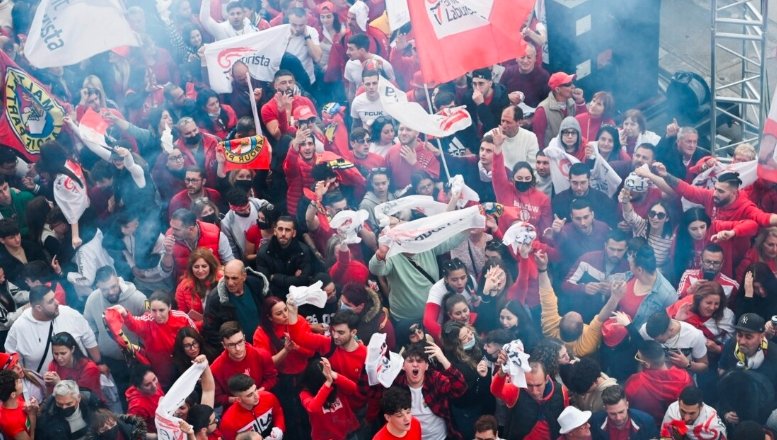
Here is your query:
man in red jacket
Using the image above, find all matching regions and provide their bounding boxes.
[624,340,693,423]
[211,321,278,409]
[162,209,234,279]
[283,113,318,216]
[219,374,285,440]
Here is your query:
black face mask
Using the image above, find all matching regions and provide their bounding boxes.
[201,213,219,224]
[99,425,119,440]
[184,133,202,145]
[257,220,270,229]
[55,405,77,418]
[514,181,532,192]
[234,180,253,192]
[484,351,498,362]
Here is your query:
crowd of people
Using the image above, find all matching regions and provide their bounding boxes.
[0,0,776,439]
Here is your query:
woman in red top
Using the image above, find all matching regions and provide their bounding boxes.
[590,125,630,164]
[116,292,195,389]
[667,282,734,358]
[575,91,616,142]
[736,226,777,280]
[43,331,105,402]
[194,89,237,140]
[175,247,222,326]
[299,357,360,440]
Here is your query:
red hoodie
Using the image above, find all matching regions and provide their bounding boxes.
[492,152,552,236]
[126,385,164,433]
[624,368,693,423]
[212,344,279,409]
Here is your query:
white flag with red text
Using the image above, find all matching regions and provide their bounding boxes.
[155,362,206,440]
[543,144,580,194]
[379,206,485,257]
[407,0,534,84]
[24,0,140,68]
[203,25,290,93]
[682,160,757,210]
[378,76,472,138]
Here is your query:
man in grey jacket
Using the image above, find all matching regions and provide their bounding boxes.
[220,188,271,261]
[82,266,146,400]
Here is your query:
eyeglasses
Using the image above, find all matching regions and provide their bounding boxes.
[209,418,219,426]
[561,130,577,136]
[183,342,200,350]
[168,155,184,161]
[224,338,246,349]
[184,178,202,183]
[648,210,667,220]
[702,260,723,267]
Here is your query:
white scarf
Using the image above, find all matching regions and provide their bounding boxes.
[478,161,493,181]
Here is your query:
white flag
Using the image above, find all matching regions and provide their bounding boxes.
[380,206,485,257]
[378,76,472,138]
[449,174,480,208]
[365,333,403,387]
[203,25,290,93]
[386,0,410,31]
[681,160,757,210]
[589,145,622,198]
[543,142,579,194]
[374,195,448,228]
[155,362,206,440]
[24,0,141,68]
[288,281,328,308]
[330,210,369,244]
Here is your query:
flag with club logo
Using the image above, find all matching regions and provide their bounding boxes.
[218,135,271,171]
[757,88,777,182]
[543,144,579,194]
[24,0,141,68]
[407,0,534,84]
[378,76,472,137]
[203,25,290,93]
[379,205,485,257]
[589,146,622,197]
[0,51,66,161]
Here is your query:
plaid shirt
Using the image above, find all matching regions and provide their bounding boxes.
[363,365,468,440]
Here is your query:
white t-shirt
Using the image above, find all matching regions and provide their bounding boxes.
[344,54,395,86]
[286,26,320,84]
[350,93,386,126]
[369,142,394,158]
[639,321,708,360]
[409,385,447,440]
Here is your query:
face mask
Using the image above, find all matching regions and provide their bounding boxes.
[235,180,253,192]
[99,425,119,440]
[201,213,218,224]
[462,338,476,351]
[208,111,220,118]
[514,181,532,192]
[484,351,498,362]
[340,302,354,312]
[184,133,202,145]
[55,405,77,418]
[257,220,270,229]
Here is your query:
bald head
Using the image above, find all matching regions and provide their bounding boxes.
[224,260,247,295]
[560,312,584,342]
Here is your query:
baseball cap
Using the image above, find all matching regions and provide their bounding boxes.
[0,352,19,370]
[472,68,492,81]
[317,1,335,14]
[293,106,317,121]
[548,71,576,90]
[735,313,765,333]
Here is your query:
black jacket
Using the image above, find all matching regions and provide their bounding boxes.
[552,187,619,227]
[255,237,315,297]
[37,391,104,440]
[85,414,148,440]
[591,408,658,440]
[655,135,709,181]
[202,269,268,348]
[465,82,511,134]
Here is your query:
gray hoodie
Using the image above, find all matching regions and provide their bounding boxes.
[82,278,147,360]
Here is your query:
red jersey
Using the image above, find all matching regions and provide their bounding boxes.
[48,357,105,402]
[372,417,422,440]
[252,319,316,375]
[126,385,164,433]
[168,187,223,217]
[261,95,316,138]
[492,152,552,235]
[384,142,440,189]
[0,398,31,439]
[283,147,317,216]
[219,391,285,440]
[352,152,386,175]
[123,310,195,388]
[618,279,646,319]
[300,374,361,440]
[212,344,279,408]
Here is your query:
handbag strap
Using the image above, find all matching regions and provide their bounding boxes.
[36,321,54,373]
[403,254,436,284]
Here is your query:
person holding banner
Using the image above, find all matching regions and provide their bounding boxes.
[199,0,258,41]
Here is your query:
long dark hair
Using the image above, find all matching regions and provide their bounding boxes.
[674,207,710,275]
[301,357,338,408]
[501,300,539,352]
[595,125,622,160]
[172,327,217,375]
[260,296,286,352]
[26,196,51,246]
[441,321,480,370]
[441,258,475,296]
[646,200,674,239]
[51,331,87,363]
[38,142,84,188]
[194,88,230,134]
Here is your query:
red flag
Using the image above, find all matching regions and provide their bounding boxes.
[408,0,534,84]
[0,51,66,161]
[757,87,777,182]
[218,135,271,172]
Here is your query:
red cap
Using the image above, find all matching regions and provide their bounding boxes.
[0,352,19,370]
[318,1,335,14]
[293,105,317,121]
[601,317,628,347]
[548,71,576,90]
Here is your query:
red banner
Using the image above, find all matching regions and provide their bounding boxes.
[0,51,66,161]
[408,0,534,84]
[218,135,271,171]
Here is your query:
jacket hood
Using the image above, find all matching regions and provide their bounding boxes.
[217,267,270,304]
[362,287,382,322]
[559,116,581,134]
[117,278,139,302]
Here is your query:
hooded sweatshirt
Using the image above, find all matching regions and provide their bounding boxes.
[624,368,693,423]
[492,150,552,236]
[551,116,588,162]
[82,278,147,360]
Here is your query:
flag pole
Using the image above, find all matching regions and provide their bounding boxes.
[246,73,263,137]
[422,83,451,182]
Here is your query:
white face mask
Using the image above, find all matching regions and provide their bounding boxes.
[462,338,476,351]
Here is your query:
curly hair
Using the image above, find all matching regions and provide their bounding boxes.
[559,357,602,395]
[531,338,564,379]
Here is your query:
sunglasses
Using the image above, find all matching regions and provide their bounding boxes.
[408,324,424,334]
[648,210,667,220]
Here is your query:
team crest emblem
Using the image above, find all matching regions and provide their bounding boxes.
[4,66,64,155]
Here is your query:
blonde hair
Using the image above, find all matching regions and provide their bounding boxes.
[733,143,756,161]
[81,75,108,108]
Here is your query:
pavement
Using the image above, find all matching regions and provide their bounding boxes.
[654,0,777,147]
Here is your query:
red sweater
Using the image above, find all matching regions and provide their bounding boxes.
[252,319,316,375]
[219,390,285,440]
[329,248,370,286]
[212,344,279,408]
[492,152,552,236]
[299,374,361,440]
[126,385,164,433]
[624,368,693,423]
[48,357,105,402]
[123,310,195,388]
[283,147,317,216]
[384,142,440,189]
[373,417,423,440]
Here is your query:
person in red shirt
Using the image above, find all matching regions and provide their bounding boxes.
[0,369,38,440]
[261,70,316,141]
[212,321,278,409]
[350,127,386,176]
[43,331,105,402]
[284,117,319,216]
[126,365,165,433]
[372,386,422,440]
[299,357,361,440]
[219,374,285,440]
[385,124,441,189]
[176,117,221,185]
[114,293,195,388]
[168,168,223,218]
